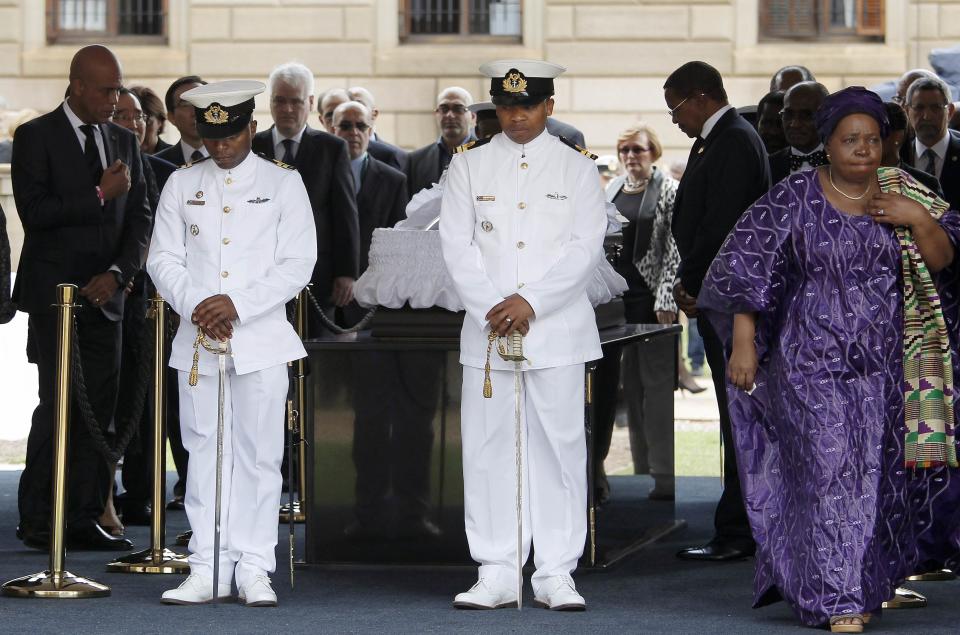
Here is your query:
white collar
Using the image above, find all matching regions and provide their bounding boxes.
[272,124,307,146]
[915,131,950,160]
[791,142,824,156]
[63,99,94,131]
[210,149,258,178]
[700,105,733,140]
[496,128,552,153]
[180,139,206,160]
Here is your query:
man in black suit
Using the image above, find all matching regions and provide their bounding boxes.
[664,61,770,561]
[345,86,409,172]
[110,87,177,526]
[12,45,153,551]
[901,75,960,211]
[253,62,359,323]
[154,75,208,167]
[767,82,829,185]
[405,86,476,198]
[883,102,946,195]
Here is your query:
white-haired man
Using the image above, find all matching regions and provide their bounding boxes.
[346,85,407,171]
[252,62,359,326]
[405,86,476,198]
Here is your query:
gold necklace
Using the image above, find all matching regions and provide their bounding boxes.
[828,167,871,200]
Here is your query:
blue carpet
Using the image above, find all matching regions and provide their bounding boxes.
[0,472,952,633]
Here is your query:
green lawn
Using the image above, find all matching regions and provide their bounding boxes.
[676,428,722,477]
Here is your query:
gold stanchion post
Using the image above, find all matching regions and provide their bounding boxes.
[280,288,308,524]
[3,284,111,598]
[108,292,189,573]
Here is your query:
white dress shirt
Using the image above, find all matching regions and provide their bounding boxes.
[440,130,607,370]
[147,151,317,376]
[700,104,734,140]
[180,139,208,163]
[63,99,106,168]
[272,125,306,163]
[914,132,950,179]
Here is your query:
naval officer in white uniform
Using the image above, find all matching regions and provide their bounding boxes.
[440,60,607,611]
[147,80,316,606]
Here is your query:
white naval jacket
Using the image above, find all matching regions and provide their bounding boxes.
[147,151,317,376]
[440,130,607,370]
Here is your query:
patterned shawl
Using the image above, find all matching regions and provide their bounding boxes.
[877,166,957,468]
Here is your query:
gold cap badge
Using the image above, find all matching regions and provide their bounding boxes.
[203,104,229,125]
[502,70,528,94]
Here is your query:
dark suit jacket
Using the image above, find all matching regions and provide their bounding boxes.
[368,138,407,173]
[768,147,791,186]
[252,125,359,295]
[405,141,442,200]
[671,108,770,297]
[154,140,188,167]
[546,118,585,147]
[0,202,14,323]
[900,129,960,211]
[152,137,173,154]
[356,156,408,273]
[11,105,152,319]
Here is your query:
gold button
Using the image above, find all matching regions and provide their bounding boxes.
[518,202,526,210]
[226,177,233,185]
[222,238,231,245]
[517,241,525,249]
[520,162,528,169]
[221,271,229,278]
[223,206,231,214]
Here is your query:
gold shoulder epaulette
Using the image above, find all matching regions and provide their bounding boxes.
[558,136,598,161]
[255,152,295,170]
[177,155,210,170]
[455,137,491,154]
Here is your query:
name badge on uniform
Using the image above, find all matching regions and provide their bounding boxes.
[190,224,200,236]
[186,199,205,206]
[545,192,568,200]
[476,195,496,202]
[481,220,494,233]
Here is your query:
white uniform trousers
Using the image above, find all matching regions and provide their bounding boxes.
[460,364,587,585]
[177,362,288,588]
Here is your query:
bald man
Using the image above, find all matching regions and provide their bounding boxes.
[11,44,152,551]
[405,87,476,198]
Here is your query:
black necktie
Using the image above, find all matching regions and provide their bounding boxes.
[789,149,828,171]
[922,148,937,176]
[281,139,296,166]
[79,124,103,185]
[190,149,203,164]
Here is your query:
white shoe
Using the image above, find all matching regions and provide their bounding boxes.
[453,578,518,609]
[161,573,233,605]
[533,575,585,611]
[238,574,278,607]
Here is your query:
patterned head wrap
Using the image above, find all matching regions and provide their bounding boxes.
[815,86,890,142]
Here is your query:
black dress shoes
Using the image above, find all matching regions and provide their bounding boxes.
[175,529,192,546]
[166,496,185,511]
[120,502,152,526]
[17,525,50,551]
[677,538,755,561]
[68,523,134,551]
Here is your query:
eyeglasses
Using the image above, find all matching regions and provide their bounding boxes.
[272,96,307,108]
[667,96,694,118]
[114,113,148,123]
[908,103,948,116]
[336,121,370,132]
[436,104,468,115]
[618,145,651,155]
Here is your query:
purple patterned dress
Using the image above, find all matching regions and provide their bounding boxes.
[697,169,960,627]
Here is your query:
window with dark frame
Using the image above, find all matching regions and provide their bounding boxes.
[48,0,167,44]
[760,0,884,42]
[400,0,522,42]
